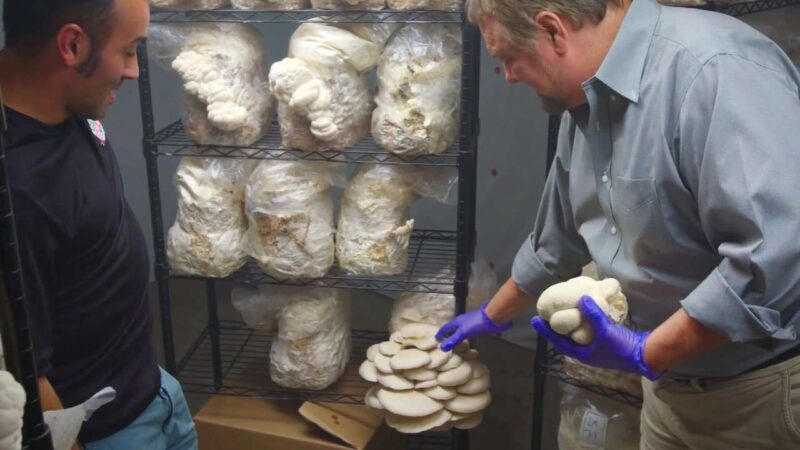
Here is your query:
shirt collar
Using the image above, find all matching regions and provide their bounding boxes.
[592,0,662,103]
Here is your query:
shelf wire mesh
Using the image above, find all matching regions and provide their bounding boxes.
[171,229,459,293]
[150,8,464,24]
[544,348,643,408]
[149,120,463,167]
[711,0,800,16]
[178,321,384,402]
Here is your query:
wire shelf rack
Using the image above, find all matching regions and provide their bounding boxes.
[149,7,464,24]
[170,229,459,293]
[178,321,383,402]
[711,0,800,16]
[179,321,455,447]
[148,120,462,167]
[544,348,643,408]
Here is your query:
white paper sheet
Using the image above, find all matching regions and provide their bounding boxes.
[43,387,116,450]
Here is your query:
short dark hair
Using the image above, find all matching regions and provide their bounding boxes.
[3,0,118,75]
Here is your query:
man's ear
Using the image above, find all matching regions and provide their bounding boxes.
[533,12,569,56]
[55,24,91,69]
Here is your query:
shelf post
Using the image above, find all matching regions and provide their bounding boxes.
[0,87,54,450]
[137,42,178,375]
[205,280,223,391]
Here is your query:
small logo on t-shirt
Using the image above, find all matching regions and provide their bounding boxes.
[87,119,107,146]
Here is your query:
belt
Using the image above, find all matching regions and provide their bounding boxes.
[742,344,800,375]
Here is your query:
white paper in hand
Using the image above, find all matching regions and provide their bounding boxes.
[43,387,116,450]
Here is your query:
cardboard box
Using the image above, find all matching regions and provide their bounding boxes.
[195,395,404,450]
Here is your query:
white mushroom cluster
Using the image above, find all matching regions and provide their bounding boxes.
[387,0,461,10]
[232,0,309,9]
[171,24,274,146]
[358,323,490,433]
[167,157,251,278]
[150,0,228,9]
[537,276,629,344]
[311,0,385,9]
[335,165,417,275]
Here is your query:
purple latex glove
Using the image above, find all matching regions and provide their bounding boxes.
[436,301,513,351]
[531,296,663,380]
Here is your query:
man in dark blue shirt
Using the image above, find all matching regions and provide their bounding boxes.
[0,1,196,448]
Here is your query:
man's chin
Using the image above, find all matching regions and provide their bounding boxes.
[538,95,569,115]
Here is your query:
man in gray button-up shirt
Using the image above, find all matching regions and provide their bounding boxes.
[436,0,800,446]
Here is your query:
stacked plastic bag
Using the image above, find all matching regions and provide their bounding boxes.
[150,23,274,146]
[558,385,641,450]
[311,0,385,9]
[232,0,309,9]
[269,23,386,151]
[232,286,351,390]
[150,0,228,9]
[373,25,462,156]
[387,0,461,11]
[167,157,251,277]
[244,161,340,280]
[388,262,498,333]
[336,165,457,275]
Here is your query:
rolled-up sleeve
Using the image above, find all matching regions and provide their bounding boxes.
[678,54,800,343]
[512,116,591,298]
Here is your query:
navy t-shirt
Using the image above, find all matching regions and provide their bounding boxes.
[1,108,160,442]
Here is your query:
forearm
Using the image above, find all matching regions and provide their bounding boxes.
[38,377,81,450]
[643,308,729,373]
[37,376,64,412]
[484,277,536,324]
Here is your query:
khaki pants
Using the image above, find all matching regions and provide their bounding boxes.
[640,354,800,450]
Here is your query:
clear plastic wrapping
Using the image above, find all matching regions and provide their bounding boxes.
[230,285,291,331]
[656,0,706,5]
[336,165,457,275]
[311,0,385,10]
[558,384,641,450]
[269,287,351,390]
[232,0,309,9]
[150,23,274,146]
[151,0,228,9]
[244,161,342,280]
[466,258,499,311]
[167,157,252,277]
[386,0,461,10]
[269,23,386,151]
[388,269,455,333]
[562,357,644,399]
[372,24,462,156]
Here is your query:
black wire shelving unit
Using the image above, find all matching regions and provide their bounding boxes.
[173,229,458,292]
[150,119,462,166]
[0,91,53,449]
[530,1,800,448]
[542,349,643,408]
[708,0,800,15]
[138,7,479,450]
[150,7,463,24]
[178,321,383,402]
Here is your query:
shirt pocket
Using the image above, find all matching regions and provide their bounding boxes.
[611,176,668,259]
[612,176,657,212]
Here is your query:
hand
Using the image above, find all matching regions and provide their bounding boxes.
[436,301,513,351]
[531,296,663,380]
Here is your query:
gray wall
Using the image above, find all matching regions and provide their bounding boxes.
[0,6,550,349]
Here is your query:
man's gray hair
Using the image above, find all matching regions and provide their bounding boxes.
[466,0,625,45]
